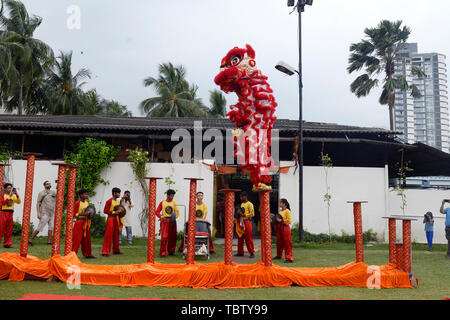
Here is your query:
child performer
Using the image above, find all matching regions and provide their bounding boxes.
[155,189,179,257]
[101,187,123,256]
[273,198,293,263]
[72,189,95,258]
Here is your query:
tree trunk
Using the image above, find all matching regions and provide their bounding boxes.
[18,73,23,115]
[388,93,395,131]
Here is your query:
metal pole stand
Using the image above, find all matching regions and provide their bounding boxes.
[254,188,273,267]
[184,178,204,265]
[64,165,81,256]
[347,201,367,263]
[219,189,241,266]
[144,177,162,263]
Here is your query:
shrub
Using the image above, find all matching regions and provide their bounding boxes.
[12,220,34,236]
[291,223,378,243]
[90,213,106,238]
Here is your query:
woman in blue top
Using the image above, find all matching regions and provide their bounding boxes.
[423,211,434,251]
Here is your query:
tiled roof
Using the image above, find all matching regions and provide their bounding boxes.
[0,115,397,135]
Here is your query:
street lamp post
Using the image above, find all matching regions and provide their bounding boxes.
[276,0,312,243]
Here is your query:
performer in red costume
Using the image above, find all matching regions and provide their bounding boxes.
[235,191,255,258]
[155,189,179,257]
[273,198,293,263]
[102,187,123,256]
[72,189,95,258]
[0,183,21,248]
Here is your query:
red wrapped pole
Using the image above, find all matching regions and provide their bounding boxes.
[255,189,272,266]
[64,165,80,256]
[219,189,240,266]
[145,177,162,263]
[20,153,41,257]
[184,178,203,265]
[51,163,68,257]
[388,218,396,264]
[402,219,412,274]
[347,201,367,263]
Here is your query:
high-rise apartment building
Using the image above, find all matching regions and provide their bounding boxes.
[393,43,449,152]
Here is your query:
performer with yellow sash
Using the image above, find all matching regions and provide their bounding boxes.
[235,191,255,258]
[0,183,21,248]
[72,189,95,258]
[177,191,216,254]
[155,189,179,257]
[273,198,293,263]
[102,187,123,256]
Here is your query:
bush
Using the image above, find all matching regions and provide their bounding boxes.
[291,223,378,243]
[12,220,34,236]
[90,213,106,238]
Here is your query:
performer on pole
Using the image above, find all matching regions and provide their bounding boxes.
[0,183,21,248]
[273,198,293,263]
[101,187,122,256]
[155,189,179,257]
[72,189,95,258]
[178,191,216,254]
[235,191,255,258]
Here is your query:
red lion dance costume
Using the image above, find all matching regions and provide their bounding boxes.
[214,44,277,189]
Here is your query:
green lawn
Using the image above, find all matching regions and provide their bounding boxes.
[0,236,449,300]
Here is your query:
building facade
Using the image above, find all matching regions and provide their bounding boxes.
[393,43,449,152]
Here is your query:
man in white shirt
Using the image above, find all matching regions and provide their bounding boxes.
[119,190,134,245]
[29,181,56,245]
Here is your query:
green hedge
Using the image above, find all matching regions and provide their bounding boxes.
[290,223,378,243]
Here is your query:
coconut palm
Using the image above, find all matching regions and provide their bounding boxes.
[46,50,91,115]
[141,62,208,117]
[101,100,132,117]
[348,20,425,130]
[0,0,54,114]
[208,89,227,118]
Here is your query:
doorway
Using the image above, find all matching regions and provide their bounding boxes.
[213,170,279,239]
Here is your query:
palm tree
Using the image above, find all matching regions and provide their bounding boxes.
[46,51,91,115]
[102,100,132,117]
[141,62,207,117]
[208,89,227,118]
[348,20,425,130]
[0,0,54,114]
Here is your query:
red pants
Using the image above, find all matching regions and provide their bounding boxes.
[72,220,92,257]
[276,224,293,261]
[102,216,120,255]
[178,234,215,253]
[0,211,13,247]
[238,220,254,255]
[159,219,177,256]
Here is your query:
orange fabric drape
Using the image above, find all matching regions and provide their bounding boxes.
[0,252,412,289]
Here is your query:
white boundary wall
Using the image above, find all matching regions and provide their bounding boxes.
[3,160,448,244]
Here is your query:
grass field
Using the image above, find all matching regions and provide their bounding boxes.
[0,236,449,300]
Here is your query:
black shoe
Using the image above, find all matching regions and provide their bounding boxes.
[210,251,216,255]
[85,256,96,259]
[284,260,293,263]
[113,252,123,255]
[3,245,11,248]
[178,248,183,253]
[102,254,109,257]
[273,256,282,260]
[28,241,33,246]
[159,255,166,258]
[249,253,255,258]
[47,242,52,245]
[168,253,175,256]
[234,253,244,257]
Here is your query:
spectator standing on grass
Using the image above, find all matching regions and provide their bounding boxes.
[29,181,56,246]
[423,211,434,252]
[439,199,450,259]
[119,190,134,245]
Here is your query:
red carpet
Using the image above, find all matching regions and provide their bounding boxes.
[18,294,185,300]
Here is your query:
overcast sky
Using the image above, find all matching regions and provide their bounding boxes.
[20,0,450,129]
